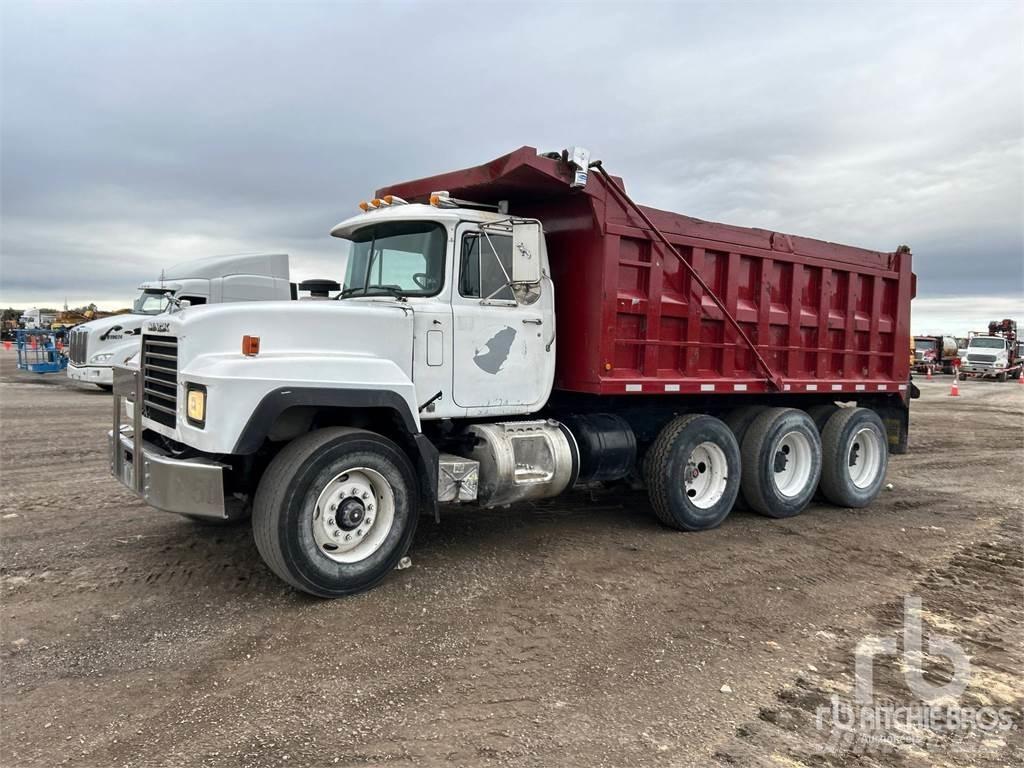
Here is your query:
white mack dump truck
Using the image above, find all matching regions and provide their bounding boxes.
[68,253,294,389]
[110,147,914,598]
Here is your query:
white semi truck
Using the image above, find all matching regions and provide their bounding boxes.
[68,253,294,389]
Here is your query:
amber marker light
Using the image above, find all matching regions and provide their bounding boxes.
[242,335,261,356]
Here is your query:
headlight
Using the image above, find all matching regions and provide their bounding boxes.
[90,353,114,363]
[186,384,207,427]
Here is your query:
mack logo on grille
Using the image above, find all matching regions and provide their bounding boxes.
[142,336,178,428]
[147,321,170,333]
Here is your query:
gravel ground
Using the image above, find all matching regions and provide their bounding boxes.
[1,348,1021,767]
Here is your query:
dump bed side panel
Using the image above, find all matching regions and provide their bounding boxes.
[580,195,911,396]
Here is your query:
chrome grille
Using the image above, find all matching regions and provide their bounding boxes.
[69,329,88,365]
[142,336,178,428]
[967,353,996,364]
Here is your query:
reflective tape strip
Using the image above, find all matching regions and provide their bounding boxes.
[806,384,818,391]
[831,384,843,391]
[625,384,642,392]
[664,384,680,392]
[700,384,715,392]
[898,383,908,391]
[783,384,792,391]
[877,384,887,391]
[733,384,747,391]
[855,384,866,391]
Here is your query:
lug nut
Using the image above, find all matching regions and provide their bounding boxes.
[345,534,352,541]
[356,529,363,537]
[362,491,369,499]
[327,518,335,526]
[367,504,374,512]
[333,530,341,539]
[330,503,337,512]
[365,517,373,525]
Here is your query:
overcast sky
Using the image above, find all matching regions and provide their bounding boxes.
[1,0,1021,333]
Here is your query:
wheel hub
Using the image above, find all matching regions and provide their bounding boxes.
[683,443,729,510]
[312,468,394,564]
[337,498,365,529]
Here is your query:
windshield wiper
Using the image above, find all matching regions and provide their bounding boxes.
[337,286,407,301]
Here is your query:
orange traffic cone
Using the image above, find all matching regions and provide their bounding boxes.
[1018,368,1023,385]
[926,366,933,380]
[949,369,960,397]
[2,341,10,351]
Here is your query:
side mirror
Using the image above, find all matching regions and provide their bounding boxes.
[511,221,542,284]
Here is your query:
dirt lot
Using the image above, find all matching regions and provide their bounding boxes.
[1,349,1021,768]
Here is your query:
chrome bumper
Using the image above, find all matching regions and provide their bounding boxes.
[110,365,229,520]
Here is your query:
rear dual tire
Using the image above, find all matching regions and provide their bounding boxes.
[644,414,741,531]
[740,408,822,518]
[818,407,888,508]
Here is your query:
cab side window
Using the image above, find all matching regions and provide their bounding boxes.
[459,233,514,301]
[180,295,207,306]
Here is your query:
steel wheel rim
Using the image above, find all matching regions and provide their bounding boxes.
[848,427,882,489]
[312,467,395,564]
[684,441,729,509]
[772,430,813,498]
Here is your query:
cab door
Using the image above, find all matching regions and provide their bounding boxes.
[451,223,550,410]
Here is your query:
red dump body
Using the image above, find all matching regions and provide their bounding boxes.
[381,147,914,399]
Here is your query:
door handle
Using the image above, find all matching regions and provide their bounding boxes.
[522,318,542,325]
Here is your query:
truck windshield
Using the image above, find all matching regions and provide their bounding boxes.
[133,291,174,315]
[914,339,935,351]
[341,221,446,297]
[968,337,1006,350]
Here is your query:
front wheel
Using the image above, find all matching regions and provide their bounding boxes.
[252,427,418,597]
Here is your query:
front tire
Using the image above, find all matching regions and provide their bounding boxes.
[740,408,822,519]
[253,427,418,597]
[644,414,741,531]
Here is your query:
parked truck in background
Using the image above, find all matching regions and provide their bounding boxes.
[959,319,1020,381]
[109,146,916,597]
[912,335,959,374]
[67,253,294,389]
[19,308,58,330]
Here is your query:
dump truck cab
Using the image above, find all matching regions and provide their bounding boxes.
[329,200,556,419]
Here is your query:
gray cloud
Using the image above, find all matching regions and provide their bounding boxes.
[2,0,1021,312]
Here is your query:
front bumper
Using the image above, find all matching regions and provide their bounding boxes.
[960,364,1009,377]
[68,363,113,385]
[109,365,230,520]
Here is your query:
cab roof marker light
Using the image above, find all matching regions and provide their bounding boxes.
[382,194,408,205]
[370,198,382,208]
[429,191,458,208]
[358,201,370,212]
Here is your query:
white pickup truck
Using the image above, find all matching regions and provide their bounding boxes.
[67,253,293,389]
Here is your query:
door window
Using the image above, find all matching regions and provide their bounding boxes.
[459,233,514,301]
